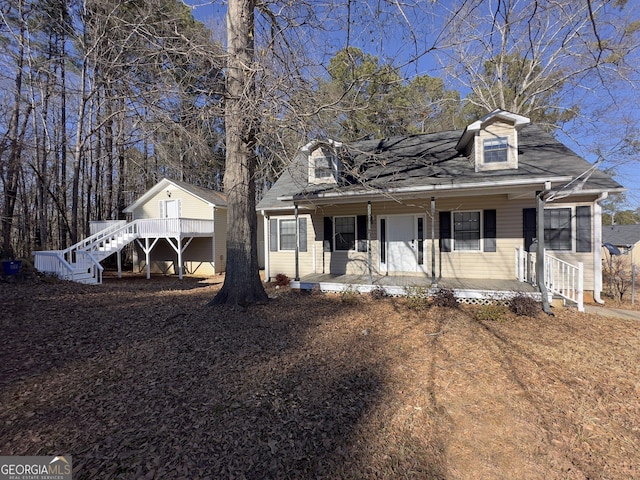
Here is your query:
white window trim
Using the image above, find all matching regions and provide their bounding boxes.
[483,136,509,164]
[453,210,482,252]
[543,206,574,252]
[334,215,357,251]
[278,218,297,251]
[309,151,340,184]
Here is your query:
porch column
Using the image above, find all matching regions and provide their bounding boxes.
[145,237,151,280]
[536,185,552,314]
[294,204,300,281]
[177,237,183,279]
[431,197,436,286]
[262,212,270,281]
[117,248,122,279]
[367,201,372,284]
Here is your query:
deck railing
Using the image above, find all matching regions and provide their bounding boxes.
[33,217,216,284]
[515,247,584,311]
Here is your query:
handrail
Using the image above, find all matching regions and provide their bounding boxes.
[34,217,216,285]
[515,247,584,312]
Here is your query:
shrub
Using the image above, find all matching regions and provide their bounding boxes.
[431,288,458,308]
[508,293,540,317]
[404,285,430,310]
[274,273,290,287]
[476,303,509,322]
[369,285,387,300]
[340,284,360,304]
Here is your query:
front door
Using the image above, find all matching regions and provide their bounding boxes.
[385,215,425,272]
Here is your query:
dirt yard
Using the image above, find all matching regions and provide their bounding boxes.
[1,273,639,479]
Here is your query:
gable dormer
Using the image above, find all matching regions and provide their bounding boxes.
[302,139,343,185]
[456,109,530,172]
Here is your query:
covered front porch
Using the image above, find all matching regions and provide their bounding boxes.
[291,273,539,304]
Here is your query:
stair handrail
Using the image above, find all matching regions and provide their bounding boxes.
[32,250,74,280]
[59,220,135,257]
[76,250,105,284]
[515,247,584,312]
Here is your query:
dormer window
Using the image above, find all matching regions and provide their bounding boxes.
[308,146,340,184]
[455,110,530,173]
[314,153,337,180]
[483,137,508,163]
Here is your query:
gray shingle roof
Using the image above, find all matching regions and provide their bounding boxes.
[257,124,623,210]
[603,224,640,247]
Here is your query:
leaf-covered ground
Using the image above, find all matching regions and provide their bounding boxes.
[1,273,639,479]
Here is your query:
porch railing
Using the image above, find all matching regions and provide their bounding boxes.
[515,247,584,312]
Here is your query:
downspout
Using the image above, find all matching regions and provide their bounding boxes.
[262,210,270,282]
[537,182,553,315]
[593,192,608,304]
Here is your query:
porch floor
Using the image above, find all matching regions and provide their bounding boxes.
[291,273,538,299]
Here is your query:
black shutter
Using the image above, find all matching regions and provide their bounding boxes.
[323,217,333,252]
[269,219,278,252]
[298,218,307,252]
[357,215,367,252]
[576,206,592,253]
[484,209,497,252]
[439,211,452,252]
[523,208,537,252]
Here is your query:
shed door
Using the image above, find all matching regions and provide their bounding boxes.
[163,199,180,218]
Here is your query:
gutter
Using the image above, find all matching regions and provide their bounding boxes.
[277,176,574,202]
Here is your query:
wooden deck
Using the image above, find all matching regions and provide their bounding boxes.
[290,273,539,303]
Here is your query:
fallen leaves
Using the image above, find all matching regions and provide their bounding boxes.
[0,274,639,479]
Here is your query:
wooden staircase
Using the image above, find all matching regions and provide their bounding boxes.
[33,221,138,284]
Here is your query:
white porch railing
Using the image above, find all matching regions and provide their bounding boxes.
[33,217,215,284]
[515,248,584,312]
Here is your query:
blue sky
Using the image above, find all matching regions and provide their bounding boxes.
[185,0,640,211]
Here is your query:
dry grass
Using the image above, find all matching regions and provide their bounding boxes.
[1,273,639,479]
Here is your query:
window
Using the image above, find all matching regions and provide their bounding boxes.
[454,211,480,251]
[315,155,335,179]
[544,208,571,250]
[335,216,356,251]
[279,219,296,250]
[270,218,307,252]
[484,137,508,163]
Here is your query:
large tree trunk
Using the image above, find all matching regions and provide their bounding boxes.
[210,0,267,307]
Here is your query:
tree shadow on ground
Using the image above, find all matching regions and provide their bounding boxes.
[0,282,450,478]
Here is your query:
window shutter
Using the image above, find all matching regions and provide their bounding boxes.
[523,208,537,252]
[269,219,278,252]
[439,211,452,252]
[159,201,165,219]
[357,215,367,252]
[483,209,497,252]
[576,206,592,253]
[323,217,333,252]
[298,218,307,252]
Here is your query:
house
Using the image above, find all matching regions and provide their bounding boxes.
[603,224,640,269]
[257,110,624,310]
[34,178,229,284]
